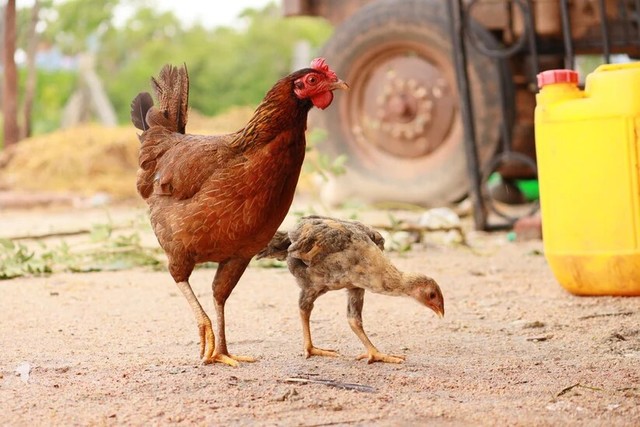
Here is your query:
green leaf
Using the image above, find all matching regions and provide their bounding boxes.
[0,239,15,250]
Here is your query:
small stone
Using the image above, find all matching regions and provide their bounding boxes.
[513,214,542,241]
[15,362,31,383]
[523,321,545,329]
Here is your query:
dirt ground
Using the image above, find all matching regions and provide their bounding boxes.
[1,203,639,426]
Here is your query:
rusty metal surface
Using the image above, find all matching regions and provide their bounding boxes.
[338,36,461,179]
[285,0,640,221]
[352,54,454,159]
[285,0,639,53]
[282,0,373,25]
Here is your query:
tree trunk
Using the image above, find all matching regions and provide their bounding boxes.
[2,0,19,148]
[22,0,41,140]
[0,5,5,109]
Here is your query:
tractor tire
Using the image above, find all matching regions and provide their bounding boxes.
[315,0,510,206]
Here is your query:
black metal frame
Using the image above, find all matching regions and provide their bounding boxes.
[447,0,640,230]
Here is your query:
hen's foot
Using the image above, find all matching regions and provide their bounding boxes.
[198,322,215,360]
[305,346,340,359]
[203,353,256,367]
[356,350,405,364]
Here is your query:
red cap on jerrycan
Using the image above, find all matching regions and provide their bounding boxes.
[537,70,579,88]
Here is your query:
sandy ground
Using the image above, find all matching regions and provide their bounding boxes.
[1,204,639,426]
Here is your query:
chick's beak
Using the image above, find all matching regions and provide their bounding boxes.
[330,79,349,91]
[429,303,444,318]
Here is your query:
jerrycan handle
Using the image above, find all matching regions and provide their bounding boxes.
[537,70,579,88]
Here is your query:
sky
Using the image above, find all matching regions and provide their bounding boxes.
[153,0,272,28]
[15,0,273,29]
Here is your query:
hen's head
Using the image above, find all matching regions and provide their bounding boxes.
[293,58,348,110]
[406,273,445,318]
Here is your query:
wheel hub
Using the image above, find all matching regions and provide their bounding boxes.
[352,55,456,159]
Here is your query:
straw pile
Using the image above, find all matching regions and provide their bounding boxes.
[1,125,139,198]
[0,107,255,200]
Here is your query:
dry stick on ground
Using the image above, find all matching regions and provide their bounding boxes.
[306,419,381,427]
[557,383,604,397]
[284,377,376,393]
[8,229,94,241]
[578,311,634,320]
[7,225,133,241]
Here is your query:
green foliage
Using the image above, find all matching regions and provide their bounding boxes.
[0,239,53,279]
[304,128,349,180]
[314,153,348,180]
[0,223,164,280]
[103,2,333,122]
[384,214,415,254]
[39,0,120,54]
[12,0,333,138]
[23,69,77,134]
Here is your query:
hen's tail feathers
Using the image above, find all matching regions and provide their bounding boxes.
[130,92,154,132]
[256,231,291,261]
[148,64,190,134]
[134,64,189,199]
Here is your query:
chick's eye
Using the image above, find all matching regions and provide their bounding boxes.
[428,292,437,300]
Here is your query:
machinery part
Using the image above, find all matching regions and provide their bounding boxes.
[316,0,512,206]
[483,151,539,221]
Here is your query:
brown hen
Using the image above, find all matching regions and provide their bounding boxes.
[258,215,444,364]
[131,60,347,366]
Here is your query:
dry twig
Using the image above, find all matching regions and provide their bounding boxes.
[578,311,634,320]
[284,377,376,393]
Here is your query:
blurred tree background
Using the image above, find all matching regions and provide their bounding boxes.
[2,0,332,146]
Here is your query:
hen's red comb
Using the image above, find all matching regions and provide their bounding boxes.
[310,57,337,80]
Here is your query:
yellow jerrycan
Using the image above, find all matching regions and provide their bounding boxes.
[534,64,640,296]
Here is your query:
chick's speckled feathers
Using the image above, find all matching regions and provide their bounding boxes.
[259,216,385,265]
[258,215,444,364]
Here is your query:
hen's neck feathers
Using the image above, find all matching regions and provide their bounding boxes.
[229,70,314,152]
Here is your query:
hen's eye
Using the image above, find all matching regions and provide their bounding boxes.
[307,75,318,85]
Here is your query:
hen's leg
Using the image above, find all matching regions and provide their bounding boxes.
[175,281,215,361]
[299,287,338,358]
[347,288,405,364]
[168,258,214,362]
[209,258,255,367]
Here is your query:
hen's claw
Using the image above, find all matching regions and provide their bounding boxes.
[356,351,405,364]
[305,346,340,358]
[198,322,215,360]
[229,354,257,363]
[203,353,257,367]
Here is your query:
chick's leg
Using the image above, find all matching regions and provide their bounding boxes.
[209,258,255,367]
[176,281,215,361]
[347,288,405,364]
[299,288,338,358]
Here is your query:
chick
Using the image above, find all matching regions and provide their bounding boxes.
[257,215,444,363]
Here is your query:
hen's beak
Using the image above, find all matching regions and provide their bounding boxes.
[331,79,349,91]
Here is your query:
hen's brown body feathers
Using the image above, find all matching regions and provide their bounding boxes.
[135,67,309,272]
[258,215,444,364]
[132,61,346,365]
